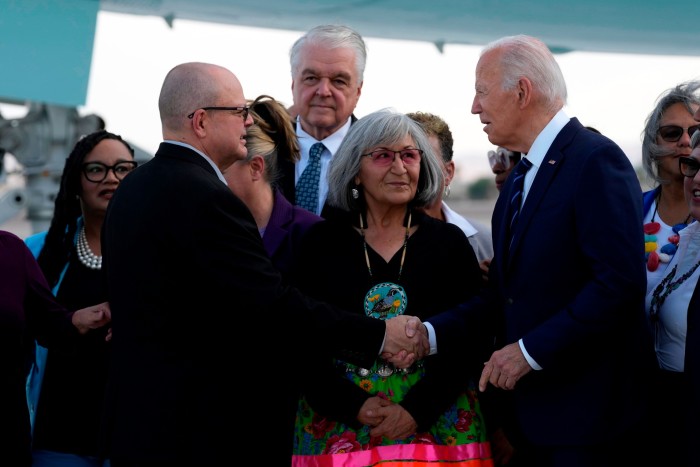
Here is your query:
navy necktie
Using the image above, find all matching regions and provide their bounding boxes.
[295,142,325,214]
[508,157,533,242]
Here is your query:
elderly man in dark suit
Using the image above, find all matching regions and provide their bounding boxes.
[396,35,655,467]
[100,62,426,466]
[278,24,364,217]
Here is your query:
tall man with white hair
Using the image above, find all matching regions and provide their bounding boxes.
[401,35,655,466]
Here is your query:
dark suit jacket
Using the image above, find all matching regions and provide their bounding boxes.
[100,143,384,464]
[430,118,655,446]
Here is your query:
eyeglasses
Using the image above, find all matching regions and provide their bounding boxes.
[487,148,516,169]
[187,106,250,120]
[361,149,423,166]
[679,156,700,178]
[82,161,138,183]
[658,124,700,143]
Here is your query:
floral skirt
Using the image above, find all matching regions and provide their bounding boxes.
[292,359,493,467]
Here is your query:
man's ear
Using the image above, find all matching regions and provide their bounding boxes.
[191,110,208,137]
[517,77,533,108]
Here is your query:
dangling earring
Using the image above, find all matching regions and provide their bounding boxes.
[351,188,359,199]
[443,184,451,199]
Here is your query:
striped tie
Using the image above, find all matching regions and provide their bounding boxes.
[508,157,533,242]
[295,142,325,214]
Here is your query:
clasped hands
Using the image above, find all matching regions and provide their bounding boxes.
[346,316,423,441]
[381,315,428,368]
[358,396,417,440]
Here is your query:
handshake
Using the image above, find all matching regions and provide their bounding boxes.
[381,315,430,368]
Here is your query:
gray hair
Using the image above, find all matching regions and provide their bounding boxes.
[327,108,444,211]
[289,24,367,83]
[482,35,567,113]
[642,80,700,184]
[159,62,223,131]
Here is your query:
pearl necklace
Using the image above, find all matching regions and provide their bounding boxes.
[76,226,102,270]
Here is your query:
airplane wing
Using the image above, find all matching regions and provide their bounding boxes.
[102,0,699,58]
[0,0,698,232]
[3,0,698,108]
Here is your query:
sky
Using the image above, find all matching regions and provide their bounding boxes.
[42,11,700,185]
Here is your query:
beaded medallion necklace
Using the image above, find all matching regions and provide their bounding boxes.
[359,211,411,320]
[358,210,412,378]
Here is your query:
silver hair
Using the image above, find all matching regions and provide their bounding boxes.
[482,34,567,113]
[326,108,444,211]
[289,24,367,83]
[641,80,700,184]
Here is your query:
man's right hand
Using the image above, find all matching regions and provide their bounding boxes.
[381,315,428,367]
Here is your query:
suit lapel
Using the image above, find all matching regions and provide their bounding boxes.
[506,119,580,268]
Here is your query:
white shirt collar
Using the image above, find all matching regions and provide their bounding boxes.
[523,108,569,169]
[295,117,352,163]
[520,109,569,200]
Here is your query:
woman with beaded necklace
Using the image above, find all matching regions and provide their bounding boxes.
[290,109,492,466]
[644,130,700,466]
[24,129,137,466]
[641,80,700,294]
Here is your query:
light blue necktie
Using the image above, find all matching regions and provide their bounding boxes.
[295,142,325,214]
[508,157,533,245]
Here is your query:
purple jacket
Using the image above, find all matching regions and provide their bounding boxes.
[262,189,322,278]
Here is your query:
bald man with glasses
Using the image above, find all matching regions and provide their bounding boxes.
[100,62,427,466]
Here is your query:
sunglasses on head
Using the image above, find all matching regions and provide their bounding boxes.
[658,124,700,143]
[679,156,700,178]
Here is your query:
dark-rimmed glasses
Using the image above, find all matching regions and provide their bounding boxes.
[658,124,700,143]
[82,161,138,183]
[187,106,250,120]
[679,156,700,178]
[361,149,423,166]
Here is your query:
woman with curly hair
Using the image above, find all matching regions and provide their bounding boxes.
[25,129,136,466]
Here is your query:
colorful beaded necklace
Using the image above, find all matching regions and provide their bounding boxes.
[644,192,691,272]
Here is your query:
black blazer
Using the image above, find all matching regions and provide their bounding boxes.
[100,142,383,464]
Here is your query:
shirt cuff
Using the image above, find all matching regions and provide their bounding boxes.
[424,321,437,355]
[519,338,542,370]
